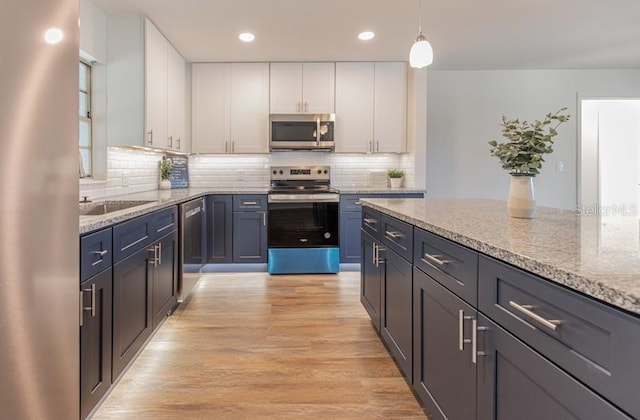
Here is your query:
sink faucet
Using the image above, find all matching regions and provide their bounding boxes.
[79,196,92,203]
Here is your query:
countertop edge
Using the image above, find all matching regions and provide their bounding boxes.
[361,199,640,317]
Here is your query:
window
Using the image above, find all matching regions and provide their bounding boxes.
[79,61,92,177]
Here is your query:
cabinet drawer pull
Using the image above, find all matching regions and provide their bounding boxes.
[92,250,108,257]
[363,218,377,224]
[385,231,403,239]
[243,201,258,206]
[354,201,362,205]
[422,253,451,267]
[508,301,560,331]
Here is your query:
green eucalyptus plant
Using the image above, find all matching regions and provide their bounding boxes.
[158,157,172,180]
[387,169,405,179]
[488,108,570,176]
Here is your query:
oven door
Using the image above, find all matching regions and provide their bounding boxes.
[268,194,339,248]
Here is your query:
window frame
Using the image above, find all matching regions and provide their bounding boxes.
[79,60,92,177]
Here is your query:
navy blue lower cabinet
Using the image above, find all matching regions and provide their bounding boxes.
[232,210,267,263]
[339,211,362,264]
[476,314,631,420]
[361,230,382,331]
[151,230,178,330]
[205,195,233,264]
[380,248,413,380]
[80,267,112,420]
[413,267,476,420]
[112,246,154,381]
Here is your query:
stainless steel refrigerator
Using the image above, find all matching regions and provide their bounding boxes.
[0,0,80,418]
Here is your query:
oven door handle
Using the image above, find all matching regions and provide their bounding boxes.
[268,194,339,203]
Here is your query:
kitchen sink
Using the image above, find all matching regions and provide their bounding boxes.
[79,200,155,216]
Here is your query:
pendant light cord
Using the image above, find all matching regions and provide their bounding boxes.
[418,0,423,34]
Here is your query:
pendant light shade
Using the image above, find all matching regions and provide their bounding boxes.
[409,33,433,68]
[409,0,433,68]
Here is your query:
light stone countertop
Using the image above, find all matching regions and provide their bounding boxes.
[361,197,640,316]
[335,187,426,195]
[79,188,267,235]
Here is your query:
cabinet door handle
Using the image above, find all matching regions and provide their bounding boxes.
[305,102,309,113]
[148,245,159,267]
[176,138,181,149]
[376,245,385,267]
[376,140,380,152]
[354,201,362,206]
[262,211,267,226]
[168,135,173,148]
[147,129,153,145]
[157,243,162,266]
[458,309,472,351]
[232,141,235,153]
[79,291,84,327]
[509,301,560,331]
[92,249,108,257]
[472,319,488,364]
[422,253,452,267]
[363,218,377,224]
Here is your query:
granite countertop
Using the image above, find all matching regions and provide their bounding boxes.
[361,197,640,316]
[335,187,426,194]
[79,187,267,234]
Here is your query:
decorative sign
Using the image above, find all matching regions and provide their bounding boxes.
[166,155,189,188]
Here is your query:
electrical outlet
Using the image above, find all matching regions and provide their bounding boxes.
[556,161,565,172]
[122,171,130,187]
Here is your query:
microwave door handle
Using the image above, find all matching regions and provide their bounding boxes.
[316,117,321,145]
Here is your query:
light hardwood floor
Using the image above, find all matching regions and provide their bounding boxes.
[93,272,427,419]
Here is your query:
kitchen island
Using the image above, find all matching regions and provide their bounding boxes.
[360,197,640,419]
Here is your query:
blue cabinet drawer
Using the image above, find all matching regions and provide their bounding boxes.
[233,194,267,211]
[362,207,383,239]
[113,206,176,263]
[479,255,640,419]
[80,227,112,282]
[413,228,478,306]
[380,215,413,262]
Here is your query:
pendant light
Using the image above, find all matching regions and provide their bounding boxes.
[409,0,433,68]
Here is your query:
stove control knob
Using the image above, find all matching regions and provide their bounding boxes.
[279,170,284,175]
[272,170,277,175]
[317,169,322,174]
[324,170,328,174]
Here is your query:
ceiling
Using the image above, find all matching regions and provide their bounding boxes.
[90,0,640,70]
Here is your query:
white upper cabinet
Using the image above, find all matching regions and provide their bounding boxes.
[167,44,186,151]
[192,63,269,154]
[270,62,335,114]
[144,20,168,149]
[335,62,407,153]
[107,17,186,151]
[335,62,374,153]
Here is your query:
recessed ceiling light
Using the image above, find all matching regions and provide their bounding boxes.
[358,31,375,41]
[239,32,255,42]
[44,28,64,44]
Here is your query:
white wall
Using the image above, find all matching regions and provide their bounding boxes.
[426,70,640,209]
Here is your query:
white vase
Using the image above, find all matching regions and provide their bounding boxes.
[389,177,403,189]
[507,175,536,218]
[159,179,172,190]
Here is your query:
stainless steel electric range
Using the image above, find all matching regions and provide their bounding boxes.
[267,165,340,274]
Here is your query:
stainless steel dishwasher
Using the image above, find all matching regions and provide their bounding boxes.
[179,197,205,302]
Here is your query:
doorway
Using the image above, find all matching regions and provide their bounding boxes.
[579,98,640,216]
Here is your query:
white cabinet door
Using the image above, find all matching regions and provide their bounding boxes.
[167,44,186,152]
[269,63,303,113]
[335,62,374,153]
[144,18,168,149]
[374,62,407,153]
[230,63,269,153]
[302,62,335,114]
[191,63,228,154]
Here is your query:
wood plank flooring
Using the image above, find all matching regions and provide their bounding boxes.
[93,272,427,419]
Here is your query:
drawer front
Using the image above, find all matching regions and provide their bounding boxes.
[150,206,177,241]
[233,194,267,211]
[414,228,478,306]
[80,228,113,282]
[361,207,382,239]
[113,213,154,263]
[340,195,366,212]
[479,255,640,418]
[380,215,413,262]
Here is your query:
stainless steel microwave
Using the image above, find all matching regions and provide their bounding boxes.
[270,113,335,151]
